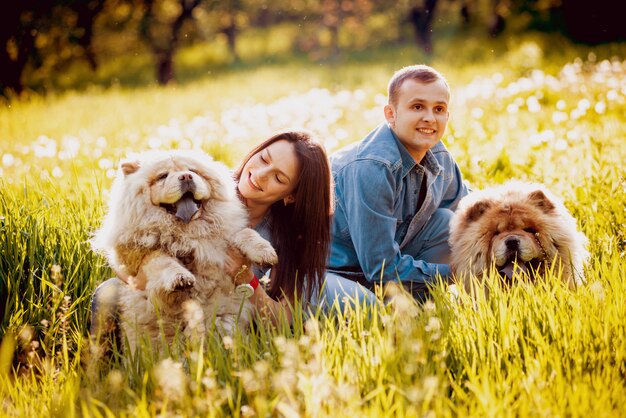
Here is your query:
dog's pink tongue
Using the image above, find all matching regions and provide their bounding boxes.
[499,260,529,280]
[175,196,198,223]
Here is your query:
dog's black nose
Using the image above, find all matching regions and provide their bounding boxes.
[505,237,520,250]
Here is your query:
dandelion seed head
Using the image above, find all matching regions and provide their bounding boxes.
[594,101,606,114]
[526,96,541,113]
[506,104,518,114]
[578,98,591,111]
[2,154,15,167]
[222,335,234,350]
[154,358,187,400]
[98,158,114,170]
[552,111,568,124]
[607,90,618,101]
[107,370,124,392]
[588,281,605,301]
[182,299,204,332]
[425,316,442,338]
[570,108,584,120]
[60,136,81,159]
[423,375,439,392]
[147,137,162,149]
[18,326,34,346]
[554,139,568,151]
[240,405,255,418]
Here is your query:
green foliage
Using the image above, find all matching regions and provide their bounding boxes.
[1,32,626,416]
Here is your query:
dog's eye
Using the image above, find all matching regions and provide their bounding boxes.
[157,172,168,181]
[524,227,537,234]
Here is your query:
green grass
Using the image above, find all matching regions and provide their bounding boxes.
[1,26,626,417]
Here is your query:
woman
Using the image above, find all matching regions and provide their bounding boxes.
[91,130,369,336]
[225,130,333,322]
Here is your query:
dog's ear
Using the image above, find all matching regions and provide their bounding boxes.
[528,189,555,213]
[465,200,492,222]
[207,177,230,201]
[121,160,140,176]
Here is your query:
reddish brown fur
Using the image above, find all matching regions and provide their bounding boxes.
[449,181,588,293]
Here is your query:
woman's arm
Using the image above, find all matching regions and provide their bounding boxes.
[226,246,293,325]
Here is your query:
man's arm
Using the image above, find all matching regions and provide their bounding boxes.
[340,160,448,286]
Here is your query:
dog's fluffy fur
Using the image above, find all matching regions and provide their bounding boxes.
[449,181,588,291]
[92,150,277,351]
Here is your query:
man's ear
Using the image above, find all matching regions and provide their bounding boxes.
[283,194,296,206]
[384,104,396,127]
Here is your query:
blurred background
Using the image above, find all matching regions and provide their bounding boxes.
[2,0,624,96]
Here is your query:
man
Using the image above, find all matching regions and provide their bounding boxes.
[325,64,470,303]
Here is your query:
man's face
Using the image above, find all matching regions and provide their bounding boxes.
[384,78,450,163]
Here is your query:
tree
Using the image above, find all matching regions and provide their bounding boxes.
[0,1,53,95]
[408,0,438,54]
[1,0,105,96]
[137,0,203,85]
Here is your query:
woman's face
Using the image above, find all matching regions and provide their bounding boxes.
[238,139,301,206]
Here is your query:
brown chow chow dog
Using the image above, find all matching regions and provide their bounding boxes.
[449,181,588,292]
[92,150,277,352]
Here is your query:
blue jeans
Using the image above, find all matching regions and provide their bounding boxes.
[323,208,454,307]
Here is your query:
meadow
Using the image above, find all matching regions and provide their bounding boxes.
[1,28,626,417]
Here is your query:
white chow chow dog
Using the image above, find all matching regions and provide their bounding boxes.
[91,150,277,352]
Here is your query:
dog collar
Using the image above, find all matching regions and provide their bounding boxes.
[235,275,259,298]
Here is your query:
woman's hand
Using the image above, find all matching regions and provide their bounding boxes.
[112,267,147,290]
[225,245,254,285]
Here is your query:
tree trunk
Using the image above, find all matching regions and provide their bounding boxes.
[73,0,105,71]
[139,0,201,85]
[156,51,175,85]
[0,5,33,95]
[409,0,438,55]
[222,23,239,63]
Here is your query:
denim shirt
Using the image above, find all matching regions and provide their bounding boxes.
[328,123,469,285]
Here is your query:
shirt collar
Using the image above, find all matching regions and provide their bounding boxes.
[387,124,443,178]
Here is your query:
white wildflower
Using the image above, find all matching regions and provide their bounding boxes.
[154,358,187,400]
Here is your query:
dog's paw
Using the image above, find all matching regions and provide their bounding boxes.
[232,228,278,265]
[251,244,278,266]
[169,272,196,291]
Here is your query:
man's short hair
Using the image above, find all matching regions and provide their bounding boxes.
[387,65,449,106]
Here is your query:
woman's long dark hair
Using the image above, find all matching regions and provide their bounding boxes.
[234,131,333,302]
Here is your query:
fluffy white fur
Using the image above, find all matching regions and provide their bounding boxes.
[449,181,588,292]
[92,150,277,352]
